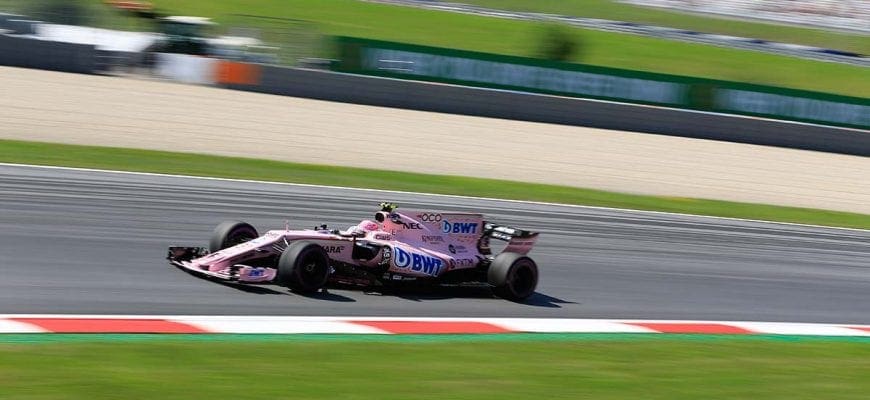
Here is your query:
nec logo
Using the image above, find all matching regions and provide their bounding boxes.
[400,222,422,230]
[394,247,442,276]
[441,220,478,234]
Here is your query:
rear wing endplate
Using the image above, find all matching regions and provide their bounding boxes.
[482,222,539,255]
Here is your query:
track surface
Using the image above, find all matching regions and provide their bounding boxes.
[1,164,869,323]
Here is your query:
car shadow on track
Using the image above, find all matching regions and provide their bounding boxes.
[524,292,577,308]
[383,286,575,308]
[214,281,357,302]
[174,265,359,301]
[299,289,357,302]
[174,264,570,306]
[204,273,570,306]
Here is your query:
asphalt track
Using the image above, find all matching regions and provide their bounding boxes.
[1,164,869,323]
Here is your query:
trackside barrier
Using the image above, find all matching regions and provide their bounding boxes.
[153,53,262,85]
[332,37,870,131]
[3,35,863,155]
[0,35,97,74]
[154,53,218,85]
[221,66,870,156]
[215,60,261,85]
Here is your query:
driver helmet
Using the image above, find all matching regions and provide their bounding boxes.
[357,219,380,232]
[344,220,380,236]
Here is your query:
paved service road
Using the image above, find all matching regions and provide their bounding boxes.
[1,164,869,323]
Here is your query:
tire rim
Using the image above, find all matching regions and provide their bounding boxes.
[300,255,327,283]
[509,263,536,298]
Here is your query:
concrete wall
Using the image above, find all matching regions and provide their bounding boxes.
[0,35,96,74]
[224,66,870,156]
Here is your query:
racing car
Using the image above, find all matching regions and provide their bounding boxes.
[167,203,540,301]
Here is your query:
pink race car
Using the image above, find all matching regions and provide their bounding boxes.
[167,203,540,301]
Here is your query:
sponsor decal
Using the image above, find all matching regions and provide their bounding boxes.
[386,274,415,281]
[381,247,392,264]
[417,213,442,222]
[374,233,392,241]
[361,48,686,105]
[422,235,444,244]
[247,268,265,277]
[363,222,379,231]
[389,213,422,229]
[716,89,869,127]
[442,220,479,234]
[448,244,468,254]
[394,247,443,276]
[322,245,345,254]
[492,232,511,241]
[454,258,476,267]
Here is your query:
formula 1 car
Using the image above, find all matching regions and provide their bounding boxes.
[167,203,540,301]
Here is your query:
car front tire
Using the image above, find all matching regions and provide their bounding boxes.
[209,221,258,253]
[277,241,330,294]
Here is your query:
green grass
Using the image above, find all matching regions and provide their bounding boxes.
[2,139,869,230]
[0,0,153,31]
[2,336,869,399]
[463,0,870,55]
[3,333,870,344]
[141,0,869,97]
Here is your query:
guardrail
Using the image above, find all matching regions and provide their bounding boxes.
[332,37,870,131]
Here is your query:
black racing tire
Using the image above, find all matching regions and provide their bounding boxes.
[209,221,259,253]
[487,252,538,301]
[277,241,330,294]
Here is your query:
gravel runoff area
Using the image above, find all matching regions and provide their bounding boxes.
[2,66,868,214]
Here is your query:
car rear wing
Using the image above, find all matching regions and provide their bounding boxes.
[482,222,539,255]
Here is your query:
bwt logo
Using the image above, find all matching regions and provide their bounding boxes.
[441,220,479,234]
[394,247,443,276]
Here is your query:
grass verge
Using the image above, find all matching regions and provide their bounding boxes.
[142,0,869,97]
[1,139,868,230]
[1,335,869,399]
[462,0,870,55]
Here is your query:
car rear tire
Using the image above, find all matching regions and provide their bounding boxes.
[277,241,330,294]
[488,252,538,301]
[209,221,258,253]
